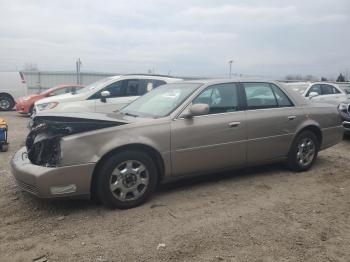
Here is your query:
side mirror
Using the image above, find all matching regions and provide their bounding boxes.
[182,103,209,119]
[100,90,110,103]
[309,92,319,99]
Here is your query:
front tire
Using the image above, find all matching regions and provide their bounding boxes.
[0,95,14,111]
[95,150,158,209]
[287,130,319,172]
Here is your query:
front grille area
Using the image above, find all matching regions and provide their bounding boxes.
[348,105,350,114]
[15,179,39,195]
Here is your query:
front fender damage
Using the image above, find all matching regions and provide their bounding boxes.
[26,116,126,167]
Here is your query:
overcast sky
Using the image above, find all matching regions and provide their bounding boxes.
[0,0,349,78]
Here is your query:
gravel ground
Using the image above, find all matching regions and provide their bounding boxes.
[0,111,349,262]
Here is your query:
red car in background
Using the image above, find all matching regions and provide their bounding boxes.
[16,84,83,115]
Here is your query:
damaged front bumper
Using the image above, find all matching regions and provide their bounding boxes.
[11,147,95,199]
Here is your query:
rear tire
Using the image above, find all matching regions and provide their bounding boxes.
[287,130,319,172]
[0,95,14,111]
[95,150,158,209]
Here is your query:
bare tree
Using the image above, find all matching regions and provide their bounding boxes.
[337,73,346,82]
[285,74,317,81]
[304,75,317,81]
[285,74,302,81]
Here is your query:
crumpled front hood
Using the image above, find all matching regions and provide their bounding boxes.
[27,112,130,167]
[32,111,133,124]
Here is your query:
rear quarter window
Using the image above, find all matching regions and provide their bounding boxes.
[243,82,293,109]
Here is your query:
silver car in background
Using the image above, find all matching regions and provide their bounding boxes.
[11,79,343,209]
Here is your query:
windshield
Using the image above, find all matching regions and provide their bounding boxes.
[41,86,59,95]
[75,77,115,94]
[120,83,201,118]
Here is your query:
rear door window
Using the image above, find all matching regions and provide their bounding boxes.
[321,84,340,94]
[270,84,293,107]
[243,83,278,109]
[124,79,141,96]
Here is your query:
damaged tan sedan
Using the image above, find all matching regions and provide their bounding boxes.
[11,80,343,209]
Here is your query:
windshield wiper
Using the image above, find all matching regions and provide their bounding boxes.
[123,112,139,117]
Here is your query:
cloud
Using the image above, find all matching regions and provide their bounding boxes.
[181,5,348,27]
[0,0,349,78]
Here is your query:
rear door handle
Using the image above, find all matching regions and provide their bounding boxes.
[228,121,241,127]
[288,116,296,120]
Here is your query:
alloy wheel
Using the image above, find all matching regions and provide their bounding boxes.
[0,99,10,110]
[109,160,149,202]
[296,138,315,167]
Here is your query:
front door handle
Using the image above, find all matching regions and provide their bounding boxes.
[288,116,296,120]
[228,121,241,127]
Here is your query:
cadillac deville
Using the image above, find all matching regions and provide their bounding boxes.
[11,80,343,209]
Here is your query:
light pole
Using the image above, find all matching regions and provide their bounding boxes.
[228,60,234,78]
[76,58,82,84]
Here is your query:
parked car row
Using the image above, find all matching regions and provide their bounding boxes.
[16,84,84,115]
[11,79,344,209]
[33,75,182,115]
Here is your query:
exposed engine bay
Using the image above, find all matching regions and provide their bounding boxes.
[26,116,125,167]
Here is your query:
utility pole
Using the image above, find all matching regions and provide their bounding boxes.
[76,58,82,84]
[228,60,234,78]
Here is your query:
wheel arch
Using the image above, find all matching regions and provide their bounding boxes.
[294,125,323,149]
[0,92,15,101]
[90,143,165,197]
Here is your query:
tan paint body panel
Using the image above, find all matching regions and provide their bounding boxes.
[171,111,246,175]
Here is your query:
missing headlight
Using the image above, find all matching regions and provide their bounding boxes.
[26,123,70,167]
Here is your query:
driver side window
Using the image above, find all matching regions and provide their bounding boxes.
[306,84,322,97]
[89,79,142,99]
[192,83,239,115]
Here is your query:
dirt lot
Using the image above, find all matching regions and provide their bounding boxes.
[0,111,349,262]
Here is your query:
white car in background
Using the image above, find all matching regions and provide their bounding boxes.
[34,75,182,115]
[0,72,27,111]
[338,83,350,97]
[285,82,348,105]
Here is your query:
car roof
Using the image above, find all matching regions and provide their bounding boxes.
[307,82,339,86]
[178,78,282,86]
[55,84,84,88]
[108,74,182,81]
